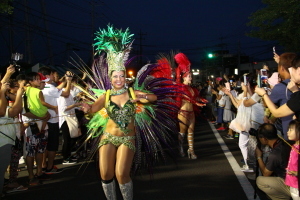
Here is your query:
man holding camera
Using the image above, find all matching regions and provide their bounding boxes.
[255,123,291,200]
[38,67,73,174]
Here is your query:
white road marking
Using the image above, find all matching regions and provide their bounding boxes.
[208,122,260,200]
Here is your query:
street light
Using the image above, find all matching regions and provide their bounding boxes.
[192,69,199,75]
[128,70,133,77]
[234,68,238,75]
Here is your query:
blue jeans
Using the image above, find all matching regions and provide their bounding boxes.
[217,107,224,124]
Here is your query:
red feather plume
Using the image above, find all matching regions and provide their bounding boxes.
[151,57,172,79]
[174,53,191,83]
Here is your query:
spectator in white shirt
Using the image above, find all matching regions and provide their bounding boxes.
[57,80,81,164]
[38,66,73,174]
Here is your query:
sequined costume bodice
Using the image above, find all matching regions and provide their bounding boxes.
[106,93,135,135]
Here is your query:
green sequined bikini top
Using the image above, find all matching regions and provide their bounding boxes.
[106,90,135,135]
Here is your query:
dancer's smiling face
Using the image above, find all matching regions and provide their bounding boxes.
[183,73,192,85]
[111,70,126,90]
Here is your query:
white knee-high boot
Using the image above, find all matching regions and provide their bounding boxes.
[102,179,117,200]
[119,180,133,200]
[187,133,197,159]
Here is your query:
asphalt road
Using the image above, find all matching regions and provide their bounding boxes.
[3,118,270,200]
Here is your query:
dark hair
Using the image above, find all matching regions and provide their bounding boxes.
[25,72,40,83]
[38,66,52,76]
[257,123,278,140]
[246,73,257,92]
[16,74,26,81]
[280,52,297,71]
[218,79,226,87]
[234,87,243,95]
[291,55,300,69]
[9,79,17,88]
[288,120,300,140]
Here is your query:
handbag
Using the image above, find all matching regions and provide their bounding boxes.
[229,99,252,133]
[65,115,82,138]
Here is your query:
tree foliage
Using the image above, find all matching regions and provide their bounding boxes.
[247,0,300,52]
[0,0,14,14]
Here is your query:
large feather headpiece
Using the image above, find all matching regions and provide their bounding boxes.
[174,53,191,83]
[94,25,134,76]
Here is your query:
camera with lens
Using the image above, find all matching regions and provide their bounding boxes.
[249,128,258,136]
[249,127,263,151]
[10,53,23,71]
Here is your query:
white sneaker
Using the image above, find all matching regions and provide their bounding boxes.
[19,156,25,164]
[62,159,76,165]
[240,165,254,172]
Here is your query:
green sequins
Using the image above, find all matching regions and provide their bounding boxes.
[106,99,135,135]
[99,132,136,151]
[110,87,127,96]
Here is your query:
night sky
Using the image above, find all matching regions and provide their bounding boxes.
[0,0,276,69]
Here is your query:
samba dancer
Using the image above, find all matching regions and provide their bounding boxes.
[80,25,179,200]
[175,53,207,159]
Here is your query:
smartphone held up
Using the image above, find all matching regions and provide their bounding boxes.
[258,69,268,88]
[243,75,247,86]
[225,82,230,91]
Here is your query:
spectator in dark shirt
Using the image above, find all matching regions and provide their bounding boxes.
[255,123,291,200]
[255,55,300,121]
[267,53,296,139]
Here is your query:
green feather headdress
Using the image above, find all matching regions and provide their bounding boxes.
[94,25,134,76]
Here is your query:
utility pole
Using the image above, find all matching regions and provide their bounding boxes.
[137,29,146,66]
[24,0,32,64]
[91,0,95,54]
[9,12,14,54]
[237,40,241,66]
[65,43,71,68]
[219,36,225,76]
[41,0,53,65]
[90,0,96,64]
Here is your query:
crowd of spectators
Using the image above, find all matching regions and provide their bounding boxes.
[0,65,85,197]
[204,52,300,200]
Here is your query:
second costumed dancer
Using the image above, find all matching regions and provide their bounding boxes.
[154,52,207,159]
[174,53,207,159]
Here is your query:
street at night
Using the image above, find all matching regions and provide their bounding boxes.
[3,118,269,200]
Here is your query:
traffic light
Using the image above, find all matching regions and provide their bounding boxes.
[207,51,223,58]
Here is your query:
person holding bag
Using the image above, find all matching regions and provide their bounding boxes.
[57,79,82,164]
[226,85,253,171]
[225,74,264,172]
